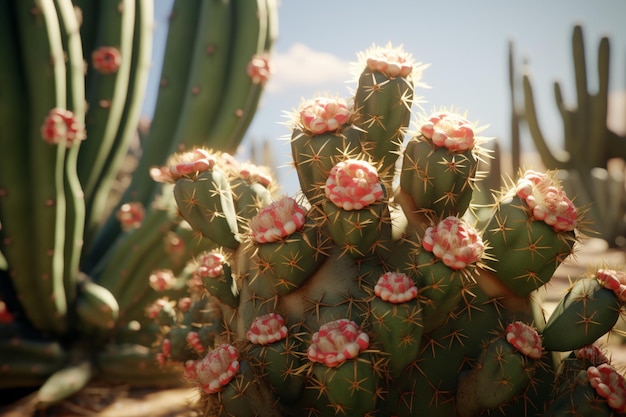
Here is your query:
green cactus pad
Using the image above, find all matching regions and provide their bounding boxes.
[542,277,621,352]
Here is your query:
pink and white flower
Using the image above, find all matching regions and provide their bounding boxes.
[366,47,413,78]
[374,272,418,304]
[596,268,626,302]
[505,321,542,359]
[150,148,216,183]
[574,344,610,366]
[41,108,85,147]
[195,251,226,278]
[247,53,271,85]
[195,344,240,394]
[587,363,626,413]
[186,331,205,354]
[149,269,176,291]
[249,197,307,243]
[116,202,145,231]
[307,319,370,367]
[92,46,122,74]
[420,112,475,152]
[238,163,273,187]
[325,159,384,210]
[299,97,352,135]
[422,216,484,270]
[516,170,577,232]
[246,313,288,345]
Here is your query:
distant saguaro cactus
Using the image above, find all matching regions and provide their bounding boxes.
[518,24,626,246]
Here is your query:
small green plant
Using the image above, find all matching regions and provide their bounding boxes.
[0,0,276,407]
[152,44,626,416]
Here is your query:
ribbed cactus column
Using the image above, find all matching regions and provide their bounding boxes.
[369,271,422,377]
[417,216,485,332]
[322,159,389,258]
[541,270,623,352]
[352,45,420,183]
[456,321,543,417]
[482,170,578,296]
[0,0,279,406]
[400,111,483,220]
[290,97,358,205]
[303,319,377,415]
[246,313,304,403]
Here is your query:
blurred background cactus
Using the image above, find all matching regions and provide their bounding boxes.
[150,44,626,416]
[0,0,277,407]
[509,24,626,247]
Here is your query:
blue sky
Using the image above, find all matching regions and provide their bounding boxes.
[146,0,626,194]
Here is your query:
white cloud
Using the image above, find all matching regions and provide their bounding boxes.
[266,43,351,93]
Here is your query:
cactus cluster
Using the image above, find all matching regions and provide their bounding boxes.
[0,0,276,407]
[149,43,626,416]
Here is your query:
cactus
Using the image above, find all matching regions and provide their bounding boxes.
[516,24,626,246]
[150,43,626,417]
[0,0,277,407]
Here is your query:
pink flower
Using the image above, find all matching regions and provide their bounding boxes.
[116,202,145,231]
[596,269,626,302]
[366,48,413,78]
[149,269,176,291]
[420,112,475,152]
[307,319,370,367]
[587,364,626,413]
[178,297,192,313]
[299,97,352,135]
[422,216,484,270]
[574,344,609,366]
[195,251,225,278]
[325,159,384,210]
[374,272,418,303]
[247,53,271,85]
[195,344,240,394]
[150,148,216,183]
[41,108,85,147]
[246,313,288,345]
[92,46,122,74]
[505,321,542,359]
[146,299,170,320]
[249,197,307,243]
[186,331,205,354]
[516,170,577,232]
[238,163,273,187]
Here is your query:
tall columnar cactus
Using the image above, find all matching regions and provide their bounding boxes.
[517,24,626,246]
[152,44,626,416]
[0,0,277,407]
